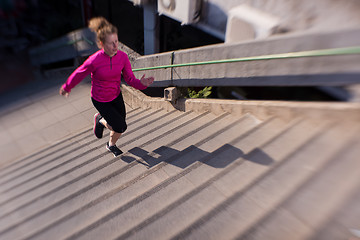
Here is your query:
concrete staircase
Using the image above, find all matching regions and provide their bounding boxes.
[1,82,360,239]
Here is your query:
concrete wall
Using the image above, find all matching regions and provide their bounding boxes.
[132,28,360,87]
[200,0,360,39]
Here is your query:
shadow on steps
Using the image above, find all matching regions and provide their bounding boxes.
[127,144,274,169]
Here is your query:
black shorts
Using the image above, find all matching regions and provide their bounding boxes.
[91,93,127,133]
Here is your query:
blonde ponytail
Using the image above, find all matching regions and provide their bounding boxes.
[88,17,118,47]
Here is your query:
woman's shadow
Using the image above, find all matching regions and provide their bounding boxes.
[120,144,274,169]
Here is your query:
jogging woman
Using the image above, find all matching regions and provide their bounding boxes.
[59,17,154,157]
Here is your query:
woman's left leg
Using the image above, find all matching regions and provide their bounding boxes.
[109,131,121,146]
[98,118,122,146]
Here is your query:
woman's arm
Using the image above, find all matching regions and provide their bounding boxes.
[122,53,154,89]
[60,58,94,96]
[140,74,154,87]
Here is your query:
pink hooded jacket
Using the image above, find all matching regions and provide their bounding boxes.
[62,49,146,102]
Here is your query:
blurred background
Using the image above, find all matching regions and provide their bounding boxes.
[1,2,360,239]
[1,0,360,100]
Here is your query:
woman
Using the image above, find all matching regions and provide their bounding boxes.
[59,17,154,157]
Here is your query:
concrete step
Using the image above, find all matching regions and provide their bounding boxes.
[0,108,263,239]
[173,120,359,240]
[1,88,360,240]
[309,180,360,240]
[0,106,139,182]
[0,127,89,182]
[0,107,144,194]
[241,132,360,240]
[0,108,197,225]
[44,116,295,240]
[20,113,261,240]
[57,117,307,240]
[71,117,316,240]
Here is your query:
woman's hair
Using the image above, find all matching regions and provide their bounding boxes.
[88,17,118,47]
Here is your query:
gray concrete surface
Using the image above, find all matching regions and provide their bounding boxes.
[1,77,360,239]
[0,76,95,167]
[174,0,360,40]
[133,28,360,87]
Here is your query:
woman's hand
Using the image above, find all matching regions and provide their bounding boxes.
[59,86,70,97]
[140,74,154,87]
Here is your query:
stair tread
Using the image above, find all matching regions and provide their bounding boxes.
[1,101,360,240]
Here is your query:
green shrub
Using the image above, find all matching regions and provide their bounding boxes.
[187,86,212,99]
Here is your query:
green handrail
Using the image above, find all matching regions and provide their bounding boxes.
[133,46,360,72]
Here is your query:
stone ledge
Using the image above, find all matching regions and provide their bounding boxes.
[121,84,360,121]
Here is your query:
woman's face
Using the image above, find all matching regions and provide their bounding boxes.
[102,33,118,57]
